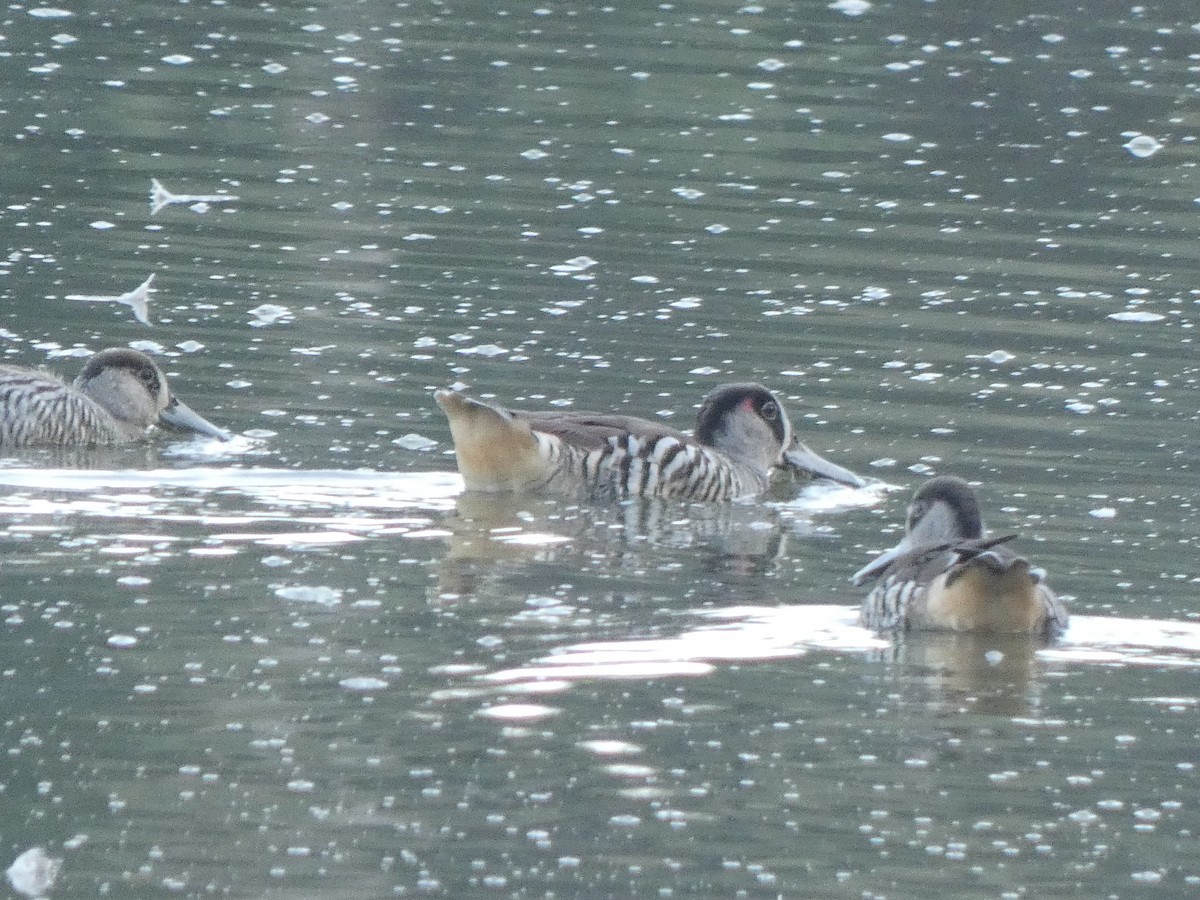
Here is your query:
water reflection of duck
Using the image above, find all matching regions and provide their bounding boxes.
[866,631,1054,719]
[0,348,229,446]
[434,383,864,500]
[854,476,1068,637]
[429,491,808,603]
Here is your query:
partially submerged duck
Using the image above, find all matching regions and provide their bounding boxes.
[434,383,864,501]
[854,475,1067,637]
[0,348,230,447]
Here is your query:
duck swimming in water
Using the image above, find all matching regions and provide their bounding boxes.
[434,382,864,501]
[854,475,1067,637]
[0,348,230,447]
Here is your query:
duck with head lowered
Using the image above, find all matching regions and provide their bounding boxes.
[434,382,865,501]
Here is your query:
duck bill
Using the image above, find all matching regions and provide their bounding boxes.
[851,534,919,586]
[783,442,865,489]
[159,396,232,441]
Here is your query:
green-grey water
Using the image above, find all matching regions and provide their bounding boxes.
[1,1,1198,897]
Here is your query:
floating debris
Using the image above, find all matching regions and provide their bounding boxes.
[393,433,438,451]
[1122,134,1163,159]
[829,0,872,16]
[455,343,508,357]
[274,585,342,606]
[549,255,597,274]
[858,286,892,301]
[65,272,154,325]
[150,177,240,215]
[248,303,293,327]
[6,847,62,899]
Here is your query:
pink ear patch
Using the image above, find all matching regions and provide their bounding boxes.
[740,396,756,410]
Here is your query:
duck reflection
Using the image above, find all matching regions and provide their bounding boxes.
[867,630,1055,718]
[0,443,186,470]
[430,489,831,604]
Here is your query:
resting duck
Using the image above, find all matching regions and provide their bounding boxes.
[854,475,1067,636]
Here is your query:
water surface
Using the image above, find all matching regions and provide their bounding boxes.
[2,0,1199,896]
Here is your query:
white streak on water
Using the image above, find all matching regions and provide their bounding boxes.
[483,606,886,687]
[482,608,1200,690]
[65,272,154,325]
[339,677,389,692]
[0,469,463,536]
[1108,310,1165,323]
[478,703,560,721]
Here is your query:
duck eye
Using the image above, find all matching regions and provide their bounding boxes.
[760,400,779,421]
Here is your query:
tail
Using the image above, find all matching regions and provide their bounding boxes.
[434,389,555,492]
